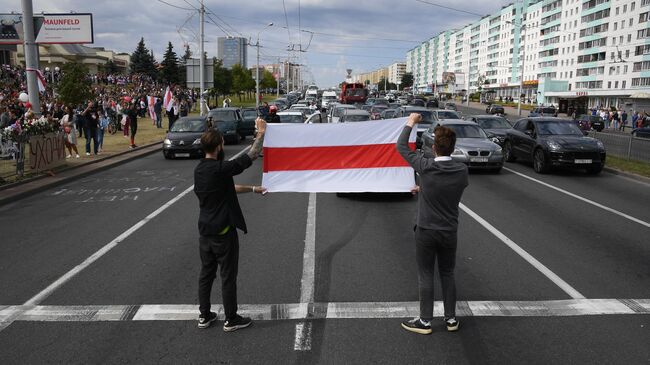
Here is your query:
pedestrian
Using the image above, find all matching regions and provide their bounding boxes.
[61,106,80,158]
[154,97,163,128]
[82,101,99,156]
[632,111,639,129]
[193,117,267,331]
[396,113,469,335]
[128,100,138,148]
[122,101,130,138]
[98,110,109,153]
[264,105,280,123]
[180,99,189,117]
[620,110,628,131]
[223,96,231,108]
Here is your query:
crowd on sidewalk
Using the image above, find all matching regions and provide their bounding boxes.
[1,64,197,160]
[588,107,650,131]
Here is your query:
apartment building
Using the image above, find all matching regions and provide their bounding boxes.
[406,0,650,114]
[388,62,407,85]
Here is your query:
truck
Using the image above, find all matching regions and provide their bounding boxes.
[339,82,368,104]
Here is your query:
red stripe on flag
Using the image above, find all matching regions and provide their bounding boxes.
[263,143,416,172]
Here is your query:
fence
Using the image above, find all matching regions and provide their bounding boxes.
[588,131,650,163]
[0,141,28,182]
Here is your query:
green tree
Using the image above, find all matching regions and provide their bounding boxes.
[182,44,192,61]
[260,70,277,89]
[400,72,413,88]
[231,63,253,101]
[159,42,181,85]
[57,62,92,107]
[103,59,119,74]
[378,77,397,91]
[213,58,232,105]
[130,37,157,79]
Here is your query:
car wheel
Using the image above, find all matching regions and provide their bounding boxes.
[504,141,516,162]
[586,163,604,175]
[163,151,172,160]
[533,148,550,174]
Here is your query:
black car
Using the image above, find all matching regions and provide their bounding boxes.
[208,108,242,144]
[425,99,439,108]
[467,115,512,146]
[239,108,258,139]
[409,99,425,107]
[504,118,606,174]
[486,104,505,115]
[575,114,605,132]
[163,116,208,159]
[632,127,650,139]
[394,106,436,148]
[529,107,558,117]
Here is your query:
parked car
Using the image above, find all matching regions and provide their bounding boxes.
[208,108,242,144]
[528,106,558,117]
[277,111,306,123]
[381,109,397,119]
[466,115,512,146]
[339,109,371,123]
[239,108,258,139]
[574,114,605,132]
[421,120,504,172]
[486,104,505,115]
[328,104,357,123]
[163,116,208,159]
[632,127,650,139]
[503,118,606,174]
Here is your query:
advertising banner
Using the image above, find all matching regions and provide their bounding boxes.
[0,13,93,45]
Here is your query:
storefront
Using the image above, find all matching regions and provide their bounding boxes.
[482,80,539,103]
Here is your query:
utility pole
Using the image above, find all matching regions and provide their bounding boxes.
[255,23,273,111]
[199,0,205,116]
[276,58,280,98]
[21,0,41,116]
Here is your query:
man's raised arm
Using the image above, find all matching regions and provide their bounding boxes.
[397,113,424,173]
[247,118,266,160]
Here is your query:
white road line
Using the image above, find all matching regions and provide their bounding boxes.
[460,203,586,300]
[1,299,647,323]
[0,146,253,333]
[294,192,317,351]
[504,167,650,228]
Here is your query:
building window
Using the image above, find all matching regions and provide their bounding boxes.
[608,81,612,88]
[632,77,650,87]
[615,81,619,88]
[623,81,626,88]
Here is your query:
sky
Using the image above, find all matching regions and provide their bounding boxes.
[7,0,513,87]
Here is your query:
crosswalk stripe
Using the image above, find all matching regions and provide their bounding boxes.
[1,299,647,324]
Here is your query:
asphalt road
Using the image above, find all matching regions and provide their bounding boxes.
[1,116,649,364]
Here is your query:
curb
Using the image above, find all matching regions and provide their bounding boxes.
[0,142,162,206]
[603,166,650,184]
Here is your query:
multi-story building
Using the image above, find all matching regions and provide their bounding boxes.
[353,63,405,89]
[388,62,407,84]
[406,0,650,114]
[217,36,247,69]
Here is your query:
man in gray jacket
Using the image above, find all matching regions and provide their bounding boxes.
[396,113,469,335]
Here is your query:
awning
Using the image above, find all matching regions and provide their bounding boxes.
[629,92,650,99]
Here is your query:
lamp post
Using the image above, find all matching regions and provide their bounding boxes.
[256,23,273,111]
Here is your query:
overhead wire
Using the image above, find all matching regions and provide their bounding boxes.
[156,0,195,11]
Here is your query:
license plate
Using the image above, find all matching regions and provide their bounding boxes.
[175,153,190,158]
[470,157,489,163]
[574,159,592,164]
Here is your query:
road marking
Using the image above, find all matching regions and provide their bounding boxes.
[0,146,253,333]
[460,203,586,299]
[294,192,317,351]
[1,299,647,323]
[504,167,650,228]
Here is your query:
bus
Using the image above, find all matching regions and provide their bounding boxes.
[340,82,368,104]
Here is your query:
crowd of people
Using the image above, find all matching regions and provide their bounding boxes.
[1,64,197,160]
[589,107,650,130]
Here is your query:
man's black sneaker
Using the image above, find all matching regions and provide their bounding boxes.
[223,315,252,332]
[401,318,432,335]
[445,317,459,332]
[198,312,218,329]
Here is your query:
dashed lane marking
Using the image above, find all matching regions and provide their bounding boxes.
[294,192,317,351]
[503,167,650,228]
[1,299,647,323]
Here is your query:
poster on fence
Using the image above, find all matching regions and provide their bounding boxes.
[28,133,66,172]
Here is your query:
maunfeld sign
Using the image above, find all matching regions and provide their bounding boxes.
[35,13,93,44]
[0,13,93,45]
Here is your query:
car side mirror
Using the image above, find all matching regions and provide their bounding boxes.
[525,130,534,137]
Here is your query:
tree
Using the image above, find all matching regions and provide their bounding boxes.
[231,64,255,101]
[400,72,413,88]
[159,42,181,85]
[260,70,277,89]
[103,59,119,74]
[130,37,157,79]
[213,58,232,106]
[378,77,397,91]
[182,44,192,61]
[57,62,92,107]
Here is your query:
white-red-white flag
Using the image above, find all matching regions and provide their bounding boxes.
[262,118,417,193]
[163,87,173,111]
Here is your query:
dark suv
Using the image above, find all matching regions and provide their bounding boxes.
[486,104,505,115]
[208,108,242,144]
[529,107,558,117]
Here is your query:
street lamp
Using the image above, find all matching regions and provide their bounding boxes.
[256,22,273,111]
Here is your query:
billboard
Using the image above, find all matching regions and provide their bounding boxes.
[185,58,214,89]
[0,13,93,45]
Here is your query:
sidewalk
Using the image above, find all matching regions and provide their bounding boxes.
[0,142,161,206]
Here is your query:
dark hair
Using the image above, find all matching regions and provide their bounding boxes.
[433,125,456,156]
[200,128,224,154]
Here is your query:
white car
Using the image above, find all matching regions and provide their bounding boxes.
[321,91,338,109]
[277,111,307,123]
[328,104,357,123]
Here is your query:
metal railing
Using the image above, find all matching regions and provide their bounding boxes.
[0,141,30,182]
[588,131,650,163]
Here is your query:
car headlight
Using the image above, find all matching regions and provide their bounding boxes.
[193,138,202,145]
[596,140,605,150]
[163,138,171,146]
[494,145,502,152]
[490,136,500,144]
[451,148,464,156]
[546,140,561,151]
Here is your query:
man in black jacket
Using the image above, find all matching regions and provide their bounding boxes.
[396,113,469,335]
[193,117,267,331]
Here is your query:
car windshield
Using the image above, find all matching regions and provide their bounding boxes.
[477,117,510,129]
[323,95,336,100]
[346,89,366,97]
[279,114,304,123]
[209,110,237,122]
[371,106,388,112]
[170,119,205,132]
[345,115,370,122]
[536,121,583,135]
[242,110,257,120]
[437,111,460,119]
[448,124,487,138]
